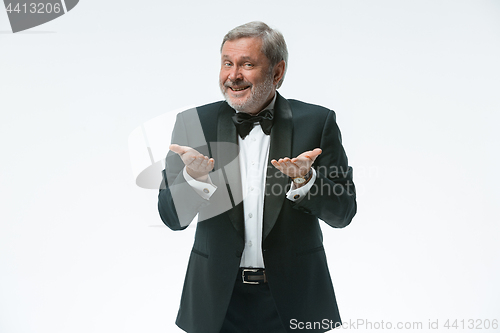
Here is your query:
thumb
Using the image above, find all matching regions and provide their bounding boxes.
[311,148,322,158]
[169,144,187,155]
[305,148,322,160]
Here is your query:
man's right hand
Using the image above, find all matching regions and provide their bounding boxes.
[169,144,215,182]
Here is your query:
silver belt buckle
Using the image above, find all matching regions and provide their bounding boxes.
[242,268,260,284]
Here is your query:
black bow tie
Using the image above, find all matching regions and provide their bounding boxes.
[232,109,274,139]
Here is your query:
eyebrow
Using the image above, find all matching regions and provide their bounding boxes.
[221,55,254,61]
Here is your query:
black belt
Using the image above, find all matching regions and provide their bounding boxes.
[240,268,267,284]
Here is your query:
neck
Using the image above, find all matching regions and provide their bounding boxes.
[247,90,276,115]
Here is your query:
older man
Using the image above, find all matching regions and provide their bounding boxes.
[159,21,356,333]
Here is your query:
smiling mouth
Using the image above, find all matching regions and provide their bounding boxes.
[229,86,250,92]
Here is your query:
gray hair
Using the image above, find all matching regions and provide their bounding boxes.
[221,21,288,88]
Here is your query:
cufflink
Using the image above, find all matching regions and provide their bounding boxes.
[203,188,210,194]
[293,194,300,200]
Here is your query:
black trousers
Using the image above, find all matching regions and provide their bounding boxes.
[219,270,287,333]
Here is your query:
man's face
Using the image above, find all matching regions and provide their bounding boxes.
[219,37,275,114]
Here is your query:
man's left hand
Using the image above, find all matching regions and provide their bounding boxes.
[271,148,322,183]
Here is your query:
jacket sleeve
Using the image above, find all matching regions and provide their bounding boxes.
[290,110,357,228]
[157,111,211,230]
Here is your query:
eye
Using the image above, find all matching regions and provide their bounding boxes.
[244,63,253,68]
[223,61,232,67]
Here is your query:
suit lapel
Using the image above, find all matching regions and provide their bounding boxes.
[216,102,244,239]
[263,93,293,240]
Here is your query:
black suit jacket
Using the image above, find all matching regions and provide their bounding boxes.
[158,93,357,333]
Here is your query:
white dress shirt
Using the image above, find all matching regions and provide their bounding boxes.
[183,93,317,268]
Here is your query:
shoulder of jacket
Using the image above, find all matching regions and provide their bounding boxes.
[176,100,225,117]
[287,99,332,112]
[286,99,335,119]
[196,100,226,113]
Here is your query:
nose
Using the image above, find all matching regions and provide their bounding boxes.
[227,66,242,82]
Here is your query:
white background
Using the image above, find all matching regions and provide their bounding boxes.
[1,1,499,332]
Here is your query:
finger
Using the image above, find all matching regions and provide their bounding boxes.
[195,156,208,167]
[306,148,322,159]
[271,160,283,171]
[310,148,322,158]
[204,161,215,173]
[301,149,322,162]
[170,144,191,156]
[192,158,214,174]
[199,156,210,169]
[207,159,215,170]
[183,155,196,166]
[187,155,203,169]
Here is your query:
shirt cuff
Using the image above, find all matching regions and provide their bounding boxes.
[286,168,317,203]
[183,167,217,200]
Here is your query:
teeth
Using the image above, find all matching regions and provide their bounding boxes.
[232,87,247,91]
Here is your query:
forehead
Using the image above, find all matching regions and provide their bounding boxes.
[221,37,265,60]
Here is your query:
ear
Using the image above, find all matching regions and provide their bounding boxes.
[272,60,286,86]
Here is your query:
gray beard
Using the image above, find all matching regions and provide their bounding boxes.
[221,75,274,113]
